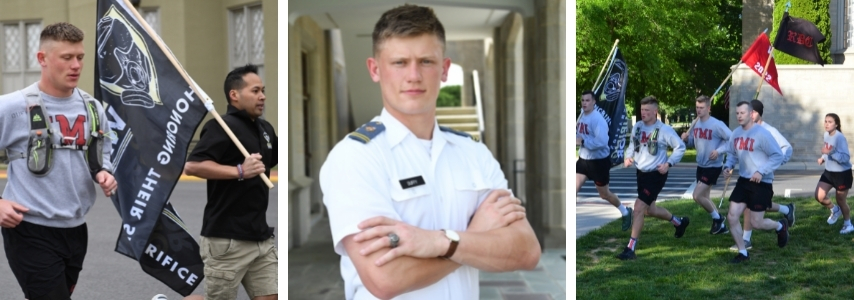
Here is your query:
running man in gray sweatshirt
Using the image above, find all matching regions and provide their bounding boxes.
[0,23,116,299]
[815,113,853,234]
[576,90,632,231]
[723,101,788,264]
[615,96,687,260]
[733,99,796,251]
[681,95,732,235]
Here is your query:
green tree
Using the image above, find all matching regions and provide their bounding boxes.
[770,0,832,65]
[576,0,742,122]
[437,85,461,107]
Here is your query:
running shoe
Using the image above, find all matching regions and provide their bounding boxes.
[621,208,633,231]
[711,217,729,234]
[616,247,636,260]
[841,224,854,234]
[674,217,690,238]
[730,253,750,264]
[828,207,842,225]
[777,220,789,248]
[729,240,752,251]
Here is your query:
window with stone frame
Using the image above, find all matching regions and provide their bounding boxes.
[229,4,265,117]
[140,7,160,35]
[1,21,41,94]
[848,0,853,48]
[229,4,264,76]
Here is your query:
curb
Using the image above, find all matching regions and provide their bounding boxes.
[0,170,278,183]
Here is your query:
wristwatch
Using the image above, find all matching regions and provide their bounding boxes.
[440,229,460,259]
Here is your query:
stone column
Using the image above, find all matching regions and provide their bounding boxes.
[742,0,775,53]
[524,0,565,248]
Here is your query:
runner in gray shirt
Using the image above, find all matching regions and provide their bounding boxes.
[732,99,795,251]
[616,96,688,260]
[814,113,854,234]
[723,101,788,263]
[576,91,632,231]
[681,95,731,235]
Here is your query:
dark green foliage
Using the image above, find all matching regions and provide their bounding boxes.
[437,85,461,107]
[576,0,742,121]
[770,0,833,64]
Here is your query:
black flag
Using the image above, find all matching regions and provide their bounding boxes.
[592,47,629,167]
[773,12,826,66]
[94,0,209,296]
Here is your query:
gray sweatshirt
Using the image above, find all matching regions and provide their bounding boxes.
[625,120,685,172]
[577,109,610,159]
[0,82,112,228]
[759,122,792,164]
[723,124,783,183]
[685,117,732,168]
[822,131,852,171]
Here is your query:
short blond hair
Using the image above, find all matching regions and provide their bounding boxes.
[640,96,658,109]
[40,22,84,48]
[372,4,445,56]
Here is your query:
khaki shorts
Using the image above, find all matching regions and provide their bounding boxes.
[200,236,278,299]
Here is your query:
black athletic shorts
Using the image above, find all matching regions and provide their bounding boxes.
[1,221,88,300]
[636,169,669,205]
[729,177,774,212]
[696,166,723,186]
[819,169,854,191]
[577,157,611,186]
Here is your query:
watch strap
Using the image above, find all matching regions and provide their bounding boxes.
[441,229,459,259]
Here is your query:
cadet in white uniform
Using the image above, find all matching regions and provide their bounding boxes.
[319,4,540,300]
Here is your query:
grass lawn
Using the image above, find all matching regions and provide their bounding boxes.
[576,196,854,299]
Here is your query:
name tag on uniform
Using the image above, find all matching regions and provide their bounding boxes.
[399,176,425,189]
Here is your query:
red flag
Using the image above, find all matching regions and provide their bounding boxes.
[740,33,783,96]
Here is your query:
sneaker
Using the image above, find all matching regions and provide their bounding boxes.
[784,203,796,227]
[729,240,753,251]
[621,208,633,231]
[711,217,729,234]
[616,247,636,260]
[828,208,842,225]
[841,224,854,234]
[730,253,750,264]
[674,217,690,238]
[777,220,789,248]
[152,295,168,300]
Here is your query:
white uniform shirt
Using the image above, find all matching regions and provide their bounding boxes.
[320,109,508,300]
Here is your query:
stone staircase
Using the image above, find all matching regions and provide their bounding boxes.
[436,106,481,141]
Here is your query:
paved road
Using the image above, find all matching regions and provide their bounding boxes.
[0,179,279,300]
[576,164,825,239]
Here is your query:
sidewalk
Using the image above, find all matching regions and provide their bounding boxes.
[0,169,278,182]
[289,218,566,300]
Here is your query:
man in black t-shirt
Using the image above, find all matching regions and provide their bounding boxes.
[185,64,278,300]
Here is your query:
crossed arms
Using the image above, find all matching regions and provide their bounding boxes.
[341,189,540,299]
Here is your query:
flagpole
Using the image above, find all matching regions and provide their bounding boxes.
[121,0,274,189]
[592,39,620,91]
[753,47,775,99]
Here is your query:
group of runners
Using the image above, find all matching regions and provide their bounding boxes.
[576,92,852,263]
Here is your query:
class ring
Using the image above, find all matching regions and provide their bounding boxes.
[388,233,400,248]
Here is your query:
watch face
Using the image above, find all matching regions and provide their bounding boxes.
[446,230,460,241]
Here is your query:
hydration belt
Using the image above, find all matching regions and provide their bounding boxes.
[632,125,661,156]
[5,83,105,179]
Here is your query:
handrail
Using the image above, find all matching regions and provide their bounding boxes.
[472,70,485,141]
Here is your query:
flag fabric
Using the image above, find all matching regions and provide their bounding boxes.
[740,33,783,96]
[773,12,826,66]
[592,47,629,167]
[94,0,208,296]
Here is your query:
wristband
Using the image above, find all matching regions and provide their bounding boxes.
[237,164,244,181]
